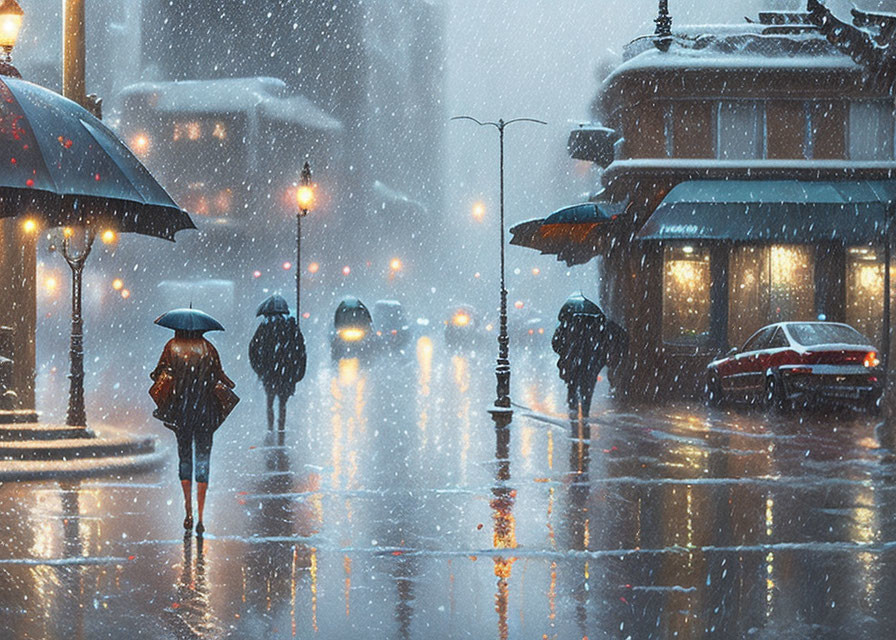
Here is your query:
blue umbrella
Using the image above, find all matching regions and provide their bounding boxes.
[0,76,194,240]
[155,308,225,332]
[256,294,290,317]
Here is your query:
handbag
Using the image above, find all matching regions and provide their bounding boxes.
[149,369,174,411]
[213,381,240,423]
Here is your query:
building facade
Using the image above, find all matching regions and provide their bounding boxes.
[138,0,446,266]
[516,6,896,399]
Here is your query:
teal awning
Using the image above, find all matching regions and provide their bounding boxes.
[638,180,896,243]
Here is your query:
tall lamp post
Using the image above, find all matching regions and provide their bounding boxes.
[451,116,546,425]
[60,0,102,427]
[62,227,94,427]
[295,161,314,323]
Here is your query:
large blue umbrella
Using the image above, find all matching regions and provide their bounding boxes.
[0,76,194,240]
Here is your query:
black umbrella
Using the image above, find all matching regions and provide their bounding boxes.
[558,294,603,321]
[155,309,225,333]
[0,76,194,239]
[256,294,290,317]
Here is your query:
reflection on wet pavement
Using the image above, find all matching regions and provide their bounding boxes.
[1,342,895,638]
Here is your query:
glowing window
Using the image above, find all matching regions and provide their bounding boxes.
[845,247,895,347]
[662,244,711,346]
[728,245,815,348]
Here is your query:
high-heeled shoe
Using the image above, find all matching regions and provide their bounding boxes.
[184,515,193,531]
[196,521,205,536]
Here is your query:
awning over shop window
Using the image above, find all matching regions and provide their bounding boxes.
[637,180,896,243]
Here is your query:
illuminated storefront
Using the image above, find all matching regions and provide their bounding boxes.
[511,11,896,399]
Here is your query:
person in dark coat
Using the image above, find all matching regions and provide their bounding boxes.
[552,294,609,419]
[152,326,235,535]
[249,294,307,431]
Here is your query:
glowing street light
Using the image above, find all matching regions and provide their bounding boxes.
[295,161,314,324]
[390,258,402,271]
[472,201,486,221]
[100,229,116,244]
[296,183,315,212]
[21,217,36,233]
[131,133,150,156]
[0,0,23,66]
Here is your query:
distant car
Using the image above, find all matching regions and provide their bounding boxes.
[373,300,411,351]
[706,321,883,412]
[331,296,375,360]
[510,307,549,350]
[445,305,480,349]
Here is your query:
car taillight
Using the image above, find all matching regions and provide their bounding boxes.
[864,351,881,368]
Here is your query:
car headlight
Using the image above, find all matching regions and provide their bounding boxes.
[339,328,366,342]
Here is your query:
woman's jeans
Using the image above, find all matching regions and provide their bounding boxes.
[176,427,213,483]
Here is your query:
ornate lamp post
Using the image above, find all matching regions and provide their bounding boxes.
[295,161,314,323]
[61,227,94,427]
[451,115,546,426]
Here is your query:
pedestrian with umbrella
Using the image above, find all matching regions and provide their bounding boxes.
[150,308,237,535]
[249,294,306,432]
[552,293,609,420]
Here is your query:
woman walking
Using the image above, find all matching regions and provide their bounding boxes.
[151,308,237,535]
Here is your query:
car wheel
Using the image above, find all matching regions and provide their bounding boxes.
[705,373,724,407]
[764,373,788,414]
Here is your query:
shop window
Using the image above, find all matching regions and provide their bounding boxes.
[728,246,815,348]
[845,247,896,347]
[662,245,711,346]
[717,100,764,160]
[849,100,894,161]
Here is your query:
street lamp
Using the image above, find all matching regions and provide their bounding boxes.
[0,0,22,77]
[295,161,314,322]
[451,115,546,426]
[46,226,95,427]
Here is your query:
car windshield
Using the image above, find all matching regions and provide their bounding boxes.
[787,323,869,347]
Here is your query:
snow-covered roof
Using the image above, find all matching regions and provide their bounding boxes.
[118,77,342,131]
[607,24,859,86]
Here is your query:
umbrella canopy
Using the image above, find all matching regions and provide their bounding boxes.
[155,308,225,333]
[256,294,290,317]
[558,294,603,321]
[510,202,624,259]
[0,76,194,240]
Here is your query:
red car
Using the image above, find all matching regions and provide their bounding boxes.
[706,322,883,412]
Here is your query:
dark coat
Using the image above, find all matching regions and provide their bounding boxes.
[605,320,629,387]
[552,312,609,388]
[151,336,234,433]
[249,315,306,398]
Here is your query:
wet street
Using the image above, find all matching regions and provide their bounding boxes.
[1,336,894,639]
